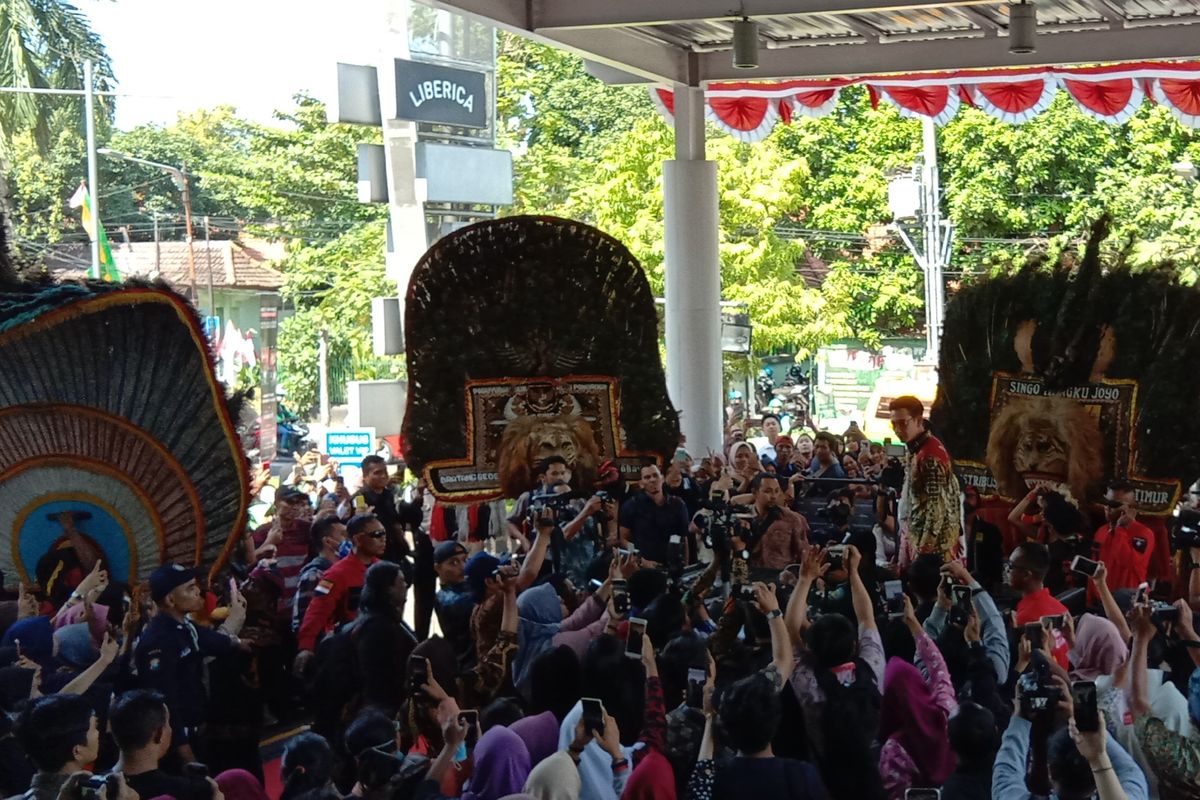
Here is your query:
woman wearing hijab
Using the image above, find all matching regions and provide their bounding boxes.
[879,596,958,800]
[523,751,581,800]
[1069,612,1132,738]
[215,770,270,800]
[513,561,617,698]
[511,711,561,767]
[727,442,759,493]
[462,726,532,800]
[621,749,675,800]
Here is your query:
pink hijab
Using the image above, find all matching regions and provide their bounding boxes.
[880,657,956,786]
[54,602,108,643]
[1070,613,1128,681]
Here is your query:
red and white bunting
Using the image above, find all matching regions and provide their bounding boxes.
[706,95,780,142]
[651,61,1200,140]
[1152,77,1200,128]
[879,84,961,125]
[970,78,1059,124]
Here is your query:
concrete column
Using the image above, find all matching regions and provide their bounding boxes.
[664,84,723,456]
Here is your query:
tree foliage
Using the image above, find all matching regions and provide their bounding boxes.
[6,94,394,412]
[0,0,113,153]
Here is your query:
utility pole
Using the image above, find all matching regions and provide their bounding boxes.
[181,163,198,304]
[204,215,215,319]
[889,117,954,362]
[317,329,331,426]
[83,59,100,276]
[152,211,160,276]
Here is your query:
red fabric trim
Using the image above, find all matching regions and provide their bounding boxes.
[1159,77,1200,115]
[977,79,1049,114]
[1063,78,1136,117]
[652,60,1200,137]
[707,95,770,131]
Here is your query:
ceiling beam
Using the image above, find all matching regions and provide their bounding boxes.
[423,0,691,83]
[541,28,691,84]
[957,6,1001,35]
[695,21,1200,80]
[837,15,885,42]
[1080,0,1128,28]
[531,0,1010,29]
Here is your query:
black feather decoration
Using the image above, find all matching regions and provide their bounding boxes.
[930,220,1200,504]
[402,216,680,492]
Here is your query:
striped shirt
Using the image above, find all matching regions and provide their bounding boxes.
[252,519,312,614]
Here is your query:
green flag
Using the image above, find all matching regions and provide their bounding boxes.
[69,182,119,281]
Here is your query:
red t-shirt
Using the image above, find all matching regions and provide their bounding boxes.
[1016,588,1070,669]
[1093,520,1155,592]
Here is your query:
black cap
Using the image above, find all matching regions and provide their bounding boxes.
[277,486,309,503]
[433,541,468,564]
[149,563,199,602]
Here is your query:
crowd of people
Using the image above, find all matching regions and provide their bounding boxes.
[4,398,1200,800]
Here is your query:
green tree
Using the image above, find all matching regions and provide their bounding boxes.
[277,220,400,411]
[0,0,113,152]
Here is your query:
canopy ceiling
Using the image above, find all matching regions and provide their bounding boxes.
[426,0,1200,85]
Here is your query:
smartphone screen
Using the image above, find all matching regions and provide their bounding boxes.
[626,617,647,659]
[612,581,630,616]
[582,697,605,735]
[1025,622,1045,651]
[1071,681,1100,733]
[1070,556,1100,577]
[408,655,428,693]
[883,580,904,616]
[1041,614,1065,630]
[686,668,707,709]
[458,710,479,748]
[951,584,972,608]
[904,790,941,800]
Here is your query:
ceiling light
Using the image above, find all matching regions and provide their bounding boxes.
[732,17,759,69]
[1009,1,1037,54]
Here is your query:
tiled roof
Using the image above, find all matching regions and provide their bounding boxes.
[43,239,286,291]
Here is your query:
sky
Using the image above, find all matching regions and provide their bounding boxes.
[78,0,375,129]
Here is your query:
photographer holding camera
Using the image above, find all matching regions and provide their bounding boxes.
[993,658,1146,800]
[744,472,809,571]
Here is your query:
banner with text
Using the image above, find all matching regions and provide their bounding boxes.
[955,372,1179,514]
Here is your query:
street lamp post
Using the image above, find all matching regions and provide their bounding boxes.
[888,118,955,363]
[97,149,198,305]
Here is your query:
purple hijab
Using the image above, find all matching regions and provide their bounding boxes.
[509,711,560,767]
[880,657,956,786]
[464,726,531,800]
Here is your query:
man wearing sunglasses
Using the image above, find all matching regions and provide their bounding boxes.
[294,513,387,674]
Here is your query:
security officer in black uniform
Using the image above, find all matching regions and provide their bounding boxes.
[132,563,246,764]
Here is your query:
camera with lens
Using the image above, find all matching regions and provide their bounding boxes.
[1150,600,1180,624]
[1018,653,1062,716]
[1172,508,1200,551]
[529,483,575,523]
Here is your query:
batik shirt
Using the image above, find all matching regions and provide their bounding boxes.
[900,431,961,559]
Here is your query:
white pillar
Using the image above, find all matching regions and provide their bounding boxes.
[664,85,723,456]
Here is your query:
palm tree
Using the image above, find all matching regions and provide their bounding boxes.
[0,0,114,152]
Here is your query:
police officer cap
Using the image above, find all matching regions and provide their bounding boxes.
[149,563,199,602]
[433,541,468,565]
